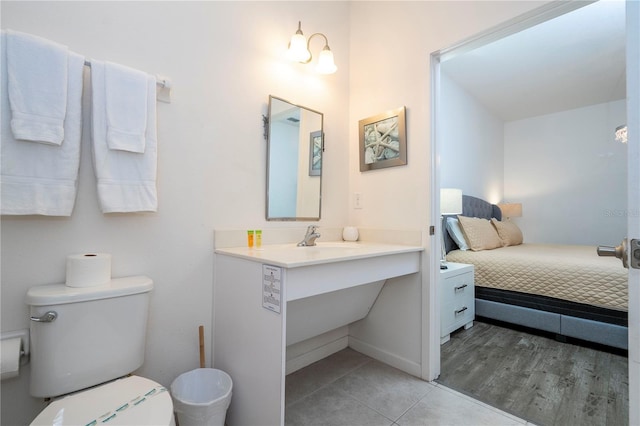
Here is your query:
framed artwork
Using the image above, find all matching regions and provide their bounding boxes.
[358,106,407,171]
[309,130,322,176]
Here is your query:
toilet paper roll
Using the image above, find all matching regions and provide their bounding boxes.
[1,337,21,380]
[66,253,112,288]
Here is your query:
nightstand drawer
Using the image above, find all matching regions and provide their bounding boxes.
[441,272,473,307]
[439,263,475,343]
[441,301,474,335]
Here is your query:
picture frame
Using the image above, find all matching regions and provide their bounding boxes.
[309,130,322,176]
[358,106,407,172]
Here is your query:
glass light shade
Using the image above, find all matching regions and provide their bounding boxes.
[316,48,337,74]
[288,33,311,62]
[440,188,463,215]
[615,125,628,144]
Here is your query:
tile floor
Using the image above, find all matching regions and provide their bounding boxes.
[285,348,536,425]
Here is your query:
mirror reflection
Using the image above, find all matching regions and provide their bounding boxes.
[267,96,323,221]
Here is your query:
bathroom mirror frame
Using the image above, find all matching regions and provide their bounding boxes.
[266,95,324,221]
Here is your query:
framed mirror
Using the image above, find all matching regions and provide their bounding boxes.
[266,96,323,221]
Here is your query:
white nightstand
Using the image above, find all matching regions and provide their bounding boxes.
[440,262,475,344]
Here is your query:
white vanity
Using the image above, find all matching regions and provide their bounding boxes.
[213,231,423,426]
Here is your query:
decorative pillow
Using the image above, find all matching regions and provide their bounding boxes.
[491,218,523,246]
[446,217,469,251]
[457,215,503,251]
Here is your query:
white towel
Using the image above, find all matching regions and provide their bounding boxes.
[6,29,68,145]
[91,60,158,213]
[105,61,148,153]
[0,32,84,216]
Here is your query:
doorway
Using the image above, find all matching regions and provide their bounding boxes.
[432,2,638,418]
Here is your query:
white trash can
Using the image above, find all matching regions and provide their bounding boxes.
[170,368,233,426]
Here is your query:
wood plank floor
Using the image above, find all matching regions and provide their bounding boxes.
[437,320,629,426]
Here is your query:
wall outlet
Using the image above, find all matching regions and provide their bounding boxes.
[354,192,363,209]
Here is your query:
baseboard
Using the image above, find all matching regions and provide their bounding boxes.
[348,336,422,378]
[285,336,349,375]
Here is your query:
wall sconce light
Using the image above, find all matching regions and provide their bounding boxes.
[287,21,337,75]
[615,125,628,144]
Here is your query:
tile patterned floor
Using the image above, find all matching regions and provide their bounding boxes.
[285,348,535,426]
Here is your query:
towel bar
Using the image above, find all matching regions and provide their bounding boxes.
[83,60,169,89]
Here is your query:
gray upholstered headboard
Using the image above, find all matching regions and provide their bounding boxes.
[444,195,502,253]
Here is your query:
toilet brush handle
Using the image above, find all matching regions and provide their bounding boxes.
[199,325,205,368]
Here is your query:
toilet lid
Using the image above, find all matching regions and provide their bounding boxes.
[30,376,174,426]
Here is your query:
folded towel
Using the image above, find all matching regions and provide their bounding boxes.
[6,29,68,145]
[91,60,158,213]
[105,61,148,153]
[0,32,84,216]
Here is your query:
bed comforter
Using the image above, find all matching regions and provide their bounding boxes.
[446,243,627,312]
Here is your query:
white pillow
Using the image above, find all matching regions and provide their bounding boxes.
[446,217,469,251]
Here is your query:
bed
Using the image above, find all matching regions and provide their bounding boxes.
[444,195,628,350]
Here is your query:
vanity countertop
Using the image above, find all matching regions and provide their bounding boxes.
[215,241,423,268]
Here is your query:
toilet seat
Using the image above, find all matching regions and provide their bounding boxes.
[30,375,174,426]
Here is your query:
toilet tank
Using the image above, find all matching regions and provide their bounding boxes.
[26,276,153,398]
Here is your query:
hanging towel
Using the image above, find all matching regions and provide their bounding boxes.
[6,29,69,145]
[91,60,158,213]
[104,61,148,153]
[0,32,84,216]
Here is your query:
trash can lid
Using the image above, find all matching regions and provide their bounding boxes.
[30,376,174,426]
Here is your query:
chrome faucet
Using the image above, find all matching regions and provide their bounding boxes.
[297,225,321,247]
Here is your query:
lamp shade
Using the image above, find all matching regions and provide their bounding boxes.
[288,33,311,62]
[498,203,522,218]
[440,188,463,215]
[316,48,337,74]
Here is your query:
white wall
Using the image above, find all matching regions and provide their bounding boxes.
[1,1,552,423]
[347,0,546,379]
[347,1,546,230]
[504,100,627,245]
[1,2,350,424]
[440,71,505,203]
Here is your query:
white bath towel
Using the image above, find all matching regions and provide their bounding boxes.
[105,61,148,153]
[6,29,68,145]
[91,60,158,213]
[0,32,84,216]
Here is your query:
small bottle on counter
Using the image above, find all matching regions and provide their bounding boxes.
[255,230,262,249]
[247,230,254,248]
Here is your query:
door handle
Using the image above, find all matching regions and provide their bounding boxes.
[597,239,628,269]
[632,239,640,270]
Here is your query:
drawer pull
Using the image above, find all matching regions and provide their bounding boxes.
[454,284,468,291]
[454,306,468,315]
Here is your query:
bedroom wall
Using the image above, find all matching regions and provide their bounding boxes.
[440,71,505,203]
[504,99,627,245]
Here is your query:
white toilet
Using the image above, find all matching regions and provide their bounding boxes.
[26,275,175,426]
